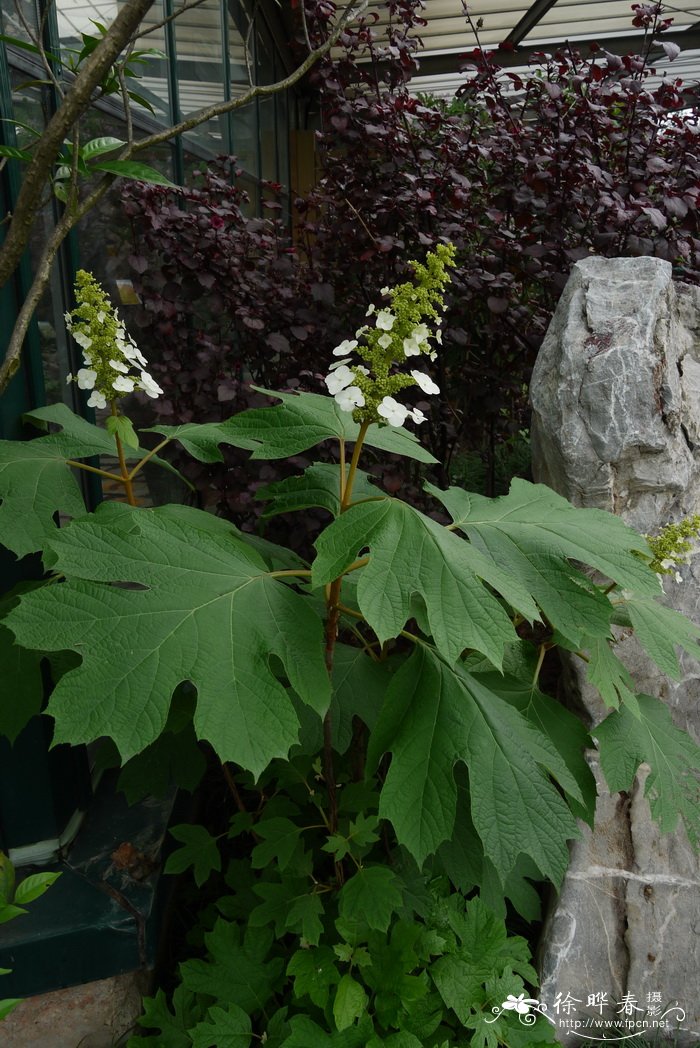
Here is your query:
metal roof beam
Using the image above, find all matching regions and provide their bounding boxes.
[503,0,560,47]
[411,26,700,76]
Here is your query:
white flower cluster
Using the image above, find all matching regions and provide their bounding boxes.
[66,311,163,410]
[323,308,442,428]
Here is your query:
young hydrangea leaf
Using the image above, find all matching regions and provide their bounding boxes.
[338,866,404,934]
[596,693,700,845]
[620,594,700,679]
[287,946,340,1009]
[250,879,310,935]
[431,897,537,1035]
[251,817,303,872]
[368,646,579,880]
[258,463,378,519]
[105,413,139,450]
[164,825,222,887]
[333,974,369,1032]
[4,503,329,775]
[180,921,282,1014]
[285,892,324,945]
[313,498,539,667]
[281,1013,374,1047]
[137,985,203,1045]
[189,1003,252,1048]
[427,478,660,598]
[220,388,438,464]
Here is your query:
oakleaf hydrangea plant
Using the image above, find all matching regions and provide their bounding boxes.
[1,249,700,1046]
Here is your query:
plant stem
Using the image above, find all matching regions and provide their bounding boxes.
[269,569,313,579]
[322,420,372,866]
[338,437,346,503]
[65,459,123,482]
[127,437,172,480]
[341,420,370,511]
[111,401,138,507]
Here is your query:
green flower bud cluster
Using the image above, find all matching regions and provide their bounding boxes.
[66,270,162,409]
[324,244,456,428]
[646,515,700,582]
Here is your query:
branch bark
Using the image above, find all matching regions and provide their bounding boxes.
[0,0,367,394]
[0,0,156,290]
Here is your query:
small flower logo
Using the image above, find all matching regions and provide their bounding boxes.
[503,994,532,1015]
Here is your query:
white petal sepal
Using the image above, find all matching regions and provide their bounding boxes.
[411,370,440,395]
[333,339,358,357]
[377,396,408,427]
[335,386,365,412]
[76,368,97,390]
[408,407,427,424]
[325,365,355,396]
[375,310,396,332]
[87,390,107,409]
[139,371,164,398]
[109,358,130,374]
[113,375,136,393]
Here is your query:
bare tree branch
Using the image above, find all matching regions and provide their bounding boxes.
[0,0,367,393]
[0,0,156,292]
[133,0,211,41]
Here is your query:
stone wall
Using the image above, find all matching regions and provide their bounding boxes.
[530,256,700,1044]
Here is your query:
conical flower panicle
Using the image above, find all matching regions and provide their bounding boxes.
[66,270,163,409]
[323,244,455,428]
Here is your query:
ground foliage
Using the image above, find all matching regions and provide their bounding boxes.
[122,1,700,515]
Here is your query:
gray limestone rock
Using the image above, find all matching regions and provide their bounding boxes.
[531,257,700,1044]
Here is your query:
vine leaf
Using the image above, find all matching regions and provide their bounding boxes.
[367,647,579,879]
[597,692,700,845]
[180,922,282,1014]
[333,974,369,1032]
[338,866,404,933]
[4,503,329,774]
[313,498,538,667]
[220,388,438,463]
[189,1003,252,1048]
[165,824,222,887]
[287,947,340,1009]
[281,1014,374,1047]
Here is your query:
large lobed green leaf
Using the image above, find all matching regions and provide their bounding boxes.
[427,478,660,601]
[0,403,175,557]
[313,497,539,667]
[4,503,329,774]
[217,388,438,464]
[367,646,580,880]
[597,693,700,846]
